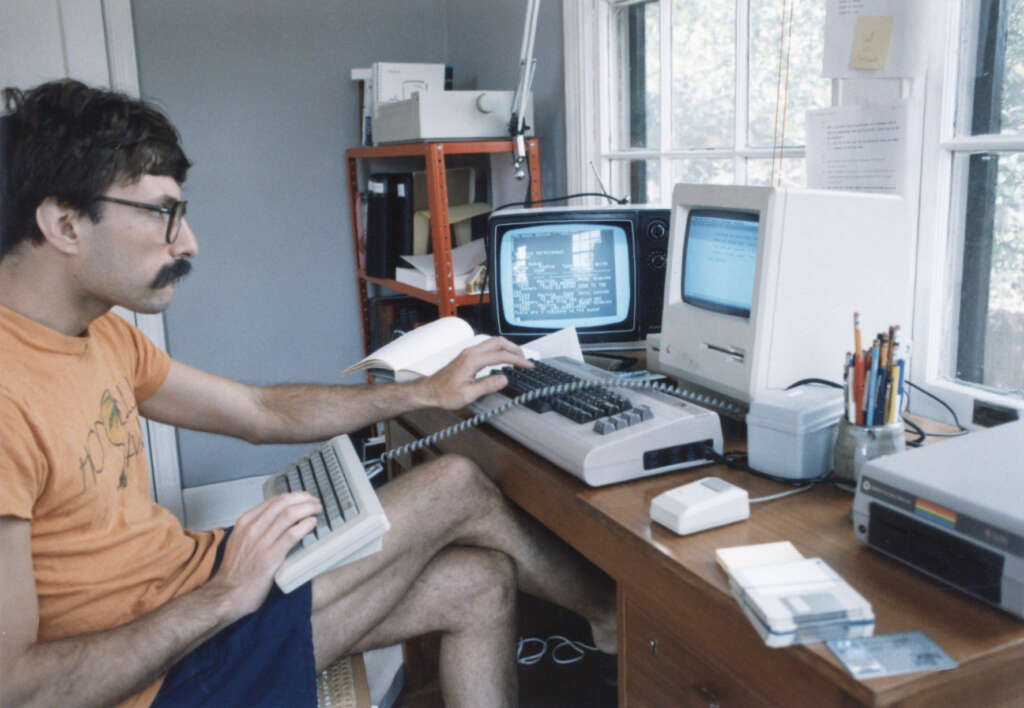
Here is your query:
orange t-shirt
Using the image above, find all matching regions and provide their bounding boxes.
[0,306,223,707]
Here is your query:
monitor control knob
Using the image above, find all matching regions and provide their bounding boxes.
[648,250,667,270]
[647,220,668,240]
[476,92,496,114]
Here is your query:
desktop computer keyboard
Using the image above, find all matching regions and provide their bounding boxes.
[469,356,724,487]
[262,434,390,593]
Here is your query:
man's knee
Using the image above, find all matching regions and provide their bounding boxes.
[430,454,504,513]
[443,548,517,629]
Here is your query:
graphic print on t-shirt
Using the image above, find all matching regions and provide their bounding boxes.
[78,376,145,491]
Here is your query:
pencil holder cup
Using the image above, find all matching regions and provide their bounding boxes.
[832,417,905,487]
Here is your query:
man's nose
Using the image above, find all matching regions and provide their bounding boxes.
[171,218,198,259]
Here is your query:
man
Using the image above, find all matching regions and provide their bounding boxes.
[0,80,616,708]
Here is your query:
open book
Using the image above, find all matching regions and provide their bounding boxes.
[342,317,539,382]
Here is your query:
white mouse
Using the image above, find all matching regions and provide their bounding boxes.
[650,477,750,535]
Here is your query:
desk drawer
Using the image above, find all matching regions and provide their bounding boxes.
[622,595,769,707]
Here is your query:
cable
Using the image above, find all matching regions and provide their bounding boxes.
[700,446,831,495]
[902,415,927,447]
[905,380,969,433]
[492,191,628,213]
[784,378,843,390]
[516,635,597,666]
[749,484,817,504]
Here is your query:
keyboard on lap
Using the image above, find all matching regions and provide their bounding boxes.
[262,435,389,593]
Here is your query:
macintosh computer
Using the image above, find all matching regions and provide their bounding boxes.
[653,183,915,417]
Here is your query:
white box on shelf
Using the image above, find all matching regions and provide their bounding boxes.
[373,90,533,144]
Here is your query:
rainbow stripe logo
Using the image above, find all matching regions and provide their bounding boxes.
[915,498,958,529]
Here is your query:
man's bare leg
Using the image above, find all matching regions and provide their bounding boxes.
[313,546,518,707]
[307,454,616,677]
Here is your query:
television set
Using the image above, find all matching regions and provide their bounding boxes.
[486,206,670,349]
[654,184,915,417]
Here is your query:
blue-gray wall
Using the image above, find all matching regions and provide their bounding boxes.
[131,0,566,488]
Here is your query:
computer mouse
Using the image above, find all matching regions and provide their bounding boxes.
[650,477,750,535]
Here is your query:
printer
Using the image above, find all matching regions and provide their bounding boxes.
[853,419,1024,620]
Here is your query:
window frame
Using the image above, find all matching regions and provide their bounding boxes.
[913,0,1024,425]
[565,0,1024,425]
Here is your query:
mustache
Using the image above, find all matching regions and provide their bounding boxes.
[150,259,192,289]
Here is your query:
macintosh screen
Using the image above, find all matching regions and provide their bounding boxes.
[682,209,760,318]
[497,223,632,329]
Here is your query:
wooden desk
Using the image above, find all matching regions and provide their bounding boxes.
[387,410,1024,706]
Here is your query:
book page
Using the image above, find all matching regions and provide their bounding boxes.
[401,332,490,378]
[341,316,474,376]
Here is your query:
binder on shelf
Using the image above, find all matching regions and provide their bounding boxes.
[388,174,414,276]
[364,175,390,278]
[364,173,414,279]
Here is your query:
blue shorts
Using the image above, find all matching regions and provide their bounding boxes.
[151,529,316,708]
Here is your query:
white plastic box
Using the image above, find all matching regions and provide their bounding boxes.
[746,387,845,480]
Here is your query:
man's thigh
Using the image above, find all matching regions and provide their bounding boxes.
[307,454,494,646]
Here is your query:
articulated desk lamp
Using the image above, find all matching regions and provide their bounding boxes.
[509,0,541,181]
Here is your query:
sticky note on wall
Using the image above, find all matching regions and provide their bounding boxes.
[850,16,895,70]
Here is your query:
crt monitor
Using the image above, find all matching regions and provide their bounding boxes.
[486,206,670,349]
[654,183,915,417]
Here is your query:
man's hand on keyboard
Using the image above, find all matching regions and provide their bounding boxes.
[204,492,321,621]
[421,336,534,410]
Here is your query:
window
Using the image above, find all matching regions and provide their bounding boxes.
[945,0,1024,399]
[565,0,1023,419]
[601,0,830,204]
[913,0,1024,419]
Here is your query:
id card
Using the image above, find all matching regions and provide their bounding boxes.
[827,631,957,679]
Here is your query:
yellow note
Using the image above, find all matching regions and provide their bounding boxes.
[850,16,895,71]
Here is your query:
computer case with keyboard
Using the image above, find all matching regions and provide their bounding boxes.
[470,356,723,486]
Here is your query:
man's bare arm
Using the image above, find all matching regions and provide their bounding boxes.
[0,493,319,708]
[139,335,532,444]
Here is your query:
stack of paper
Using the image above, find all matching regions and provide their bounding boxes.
[716,543,874,648]
[395,239,486,292]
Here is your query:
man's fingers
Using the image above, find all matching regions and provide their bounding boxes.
[464,373,511,400]
[234,492,320,546]
[464,336,532,364]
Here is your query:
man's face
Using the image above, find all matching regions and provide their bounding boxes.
[73,174,198,314]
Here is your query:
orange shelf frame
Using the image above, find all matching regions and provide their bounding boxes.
[346,138,542,355]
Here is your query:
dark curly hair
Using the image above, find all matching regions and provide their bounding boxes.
[1,79,191,260]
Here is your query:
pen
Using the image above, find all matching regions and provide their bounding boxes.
[853,313,865,424]
[876,357,890,425]
[896,358,905,421]
[866,341,880,426]
[844,352,854,422]
[884,362,897,424]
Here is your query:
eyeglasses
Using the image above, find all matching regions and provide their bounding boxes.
[96,195,188,244]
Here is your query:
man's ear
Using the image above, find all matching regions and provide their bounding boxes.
[35,198,83,255]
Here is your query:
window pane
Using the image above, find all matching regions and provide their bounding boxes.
[953,152,1024,396]
[963,0,1024,136]
[1004,0,1024,134]
[746,158,806,187]
[671,0,734,149]
[748,0,830,148]
[612,159,661,204]
[619,2,661,150]
[671,159,733,185]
